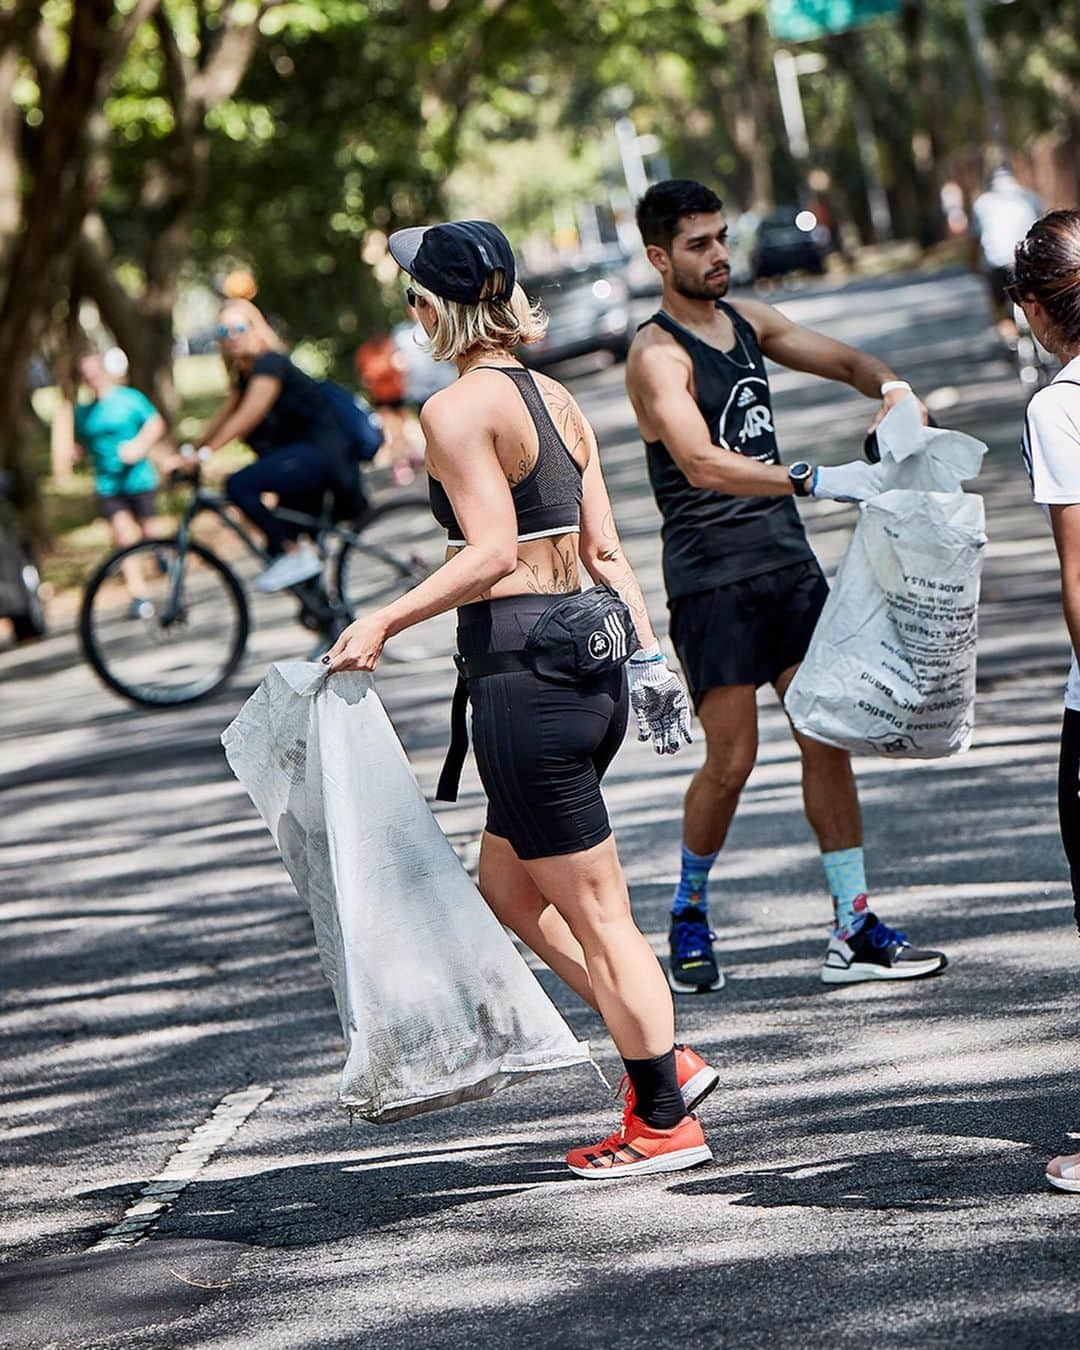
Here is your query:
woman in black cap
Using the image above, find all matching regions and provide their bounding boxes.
[325,220,717,1179]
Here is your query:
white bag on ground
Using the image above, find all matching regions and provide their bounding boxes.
[785,397,987,758]
[222,661,590,1122]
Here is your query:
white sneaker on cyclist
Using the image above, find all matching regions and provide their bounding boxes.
[253,544,322,593]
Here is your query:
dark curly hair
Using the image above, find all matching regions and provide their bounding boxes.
[1011,210,1080,347]
[636,180,724,251]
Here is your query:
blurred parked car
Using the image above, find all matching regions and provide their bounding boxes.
[520,260,634,368]
[0,473,46,643]
[751,207,830,281]
[622,249,663,298]
[726,211,758,288]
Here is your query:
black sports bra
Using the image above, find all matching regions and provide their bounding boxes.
[427,366,583,547]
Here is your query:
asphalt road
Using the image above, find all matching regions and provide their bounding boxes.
[4,268,1079,1349]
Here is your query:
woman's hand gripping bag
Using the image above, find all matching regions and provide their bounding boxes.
[222,661,590,1121]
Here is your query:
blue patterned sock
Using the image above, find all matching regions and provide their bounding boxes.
[822,846,870,938]
[672,842,720,917]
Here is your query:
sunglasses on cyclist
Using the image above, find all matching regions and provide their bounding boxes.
[405,286,423,309]
[215,322,249,339]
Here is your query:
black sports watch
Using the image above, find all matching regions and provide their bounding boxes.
[788,461,816,497]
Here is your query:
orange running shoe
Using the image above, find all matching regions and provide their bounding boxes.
[616,1044,719,1121]
[674,1044,720,1113]
[566,1107,712,1180]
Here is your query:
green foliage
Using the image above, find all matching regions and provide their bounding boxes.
[15,0,1080,385]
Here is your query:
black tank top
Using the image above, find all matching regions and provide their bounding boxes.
[428,366,583,547]
[642,302,812,599]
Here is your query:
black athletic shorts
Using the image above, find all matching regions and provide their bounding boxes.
[457,592,628,860]
[97,489,157,521]
[986,265,1011,311]
[669,558,829,709]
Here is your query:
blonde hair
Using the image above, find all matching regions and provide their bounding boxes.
[218,298,287,385]
[413,270,547,362]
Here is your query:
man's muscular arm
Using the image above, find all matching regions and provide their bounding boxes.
[626,336,794,496]
[732,296,928,429]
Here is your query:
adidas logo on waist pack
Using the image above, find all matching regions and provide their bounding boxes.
[588,611,629,662]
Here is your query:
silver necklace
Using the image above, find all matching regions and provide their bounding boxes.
[660,306,756,371]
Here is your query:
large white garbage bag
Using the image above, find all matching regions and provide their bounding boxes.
[785,398,987,758]
[222,661,590,1122]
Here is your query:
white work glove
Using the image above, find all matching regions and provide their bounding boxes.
[627,644,693,755]
[810,460,887,503]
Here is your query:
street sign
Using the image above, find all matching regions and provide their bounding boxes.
[766,0,900,42]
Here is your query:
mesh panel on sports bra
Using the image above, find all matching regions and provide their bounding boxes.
[428,366,583,544]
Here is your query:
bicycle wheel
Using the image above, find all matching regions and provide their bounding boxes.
[335,496,452,661]
[335,496,446,611]
[80,538,249,707]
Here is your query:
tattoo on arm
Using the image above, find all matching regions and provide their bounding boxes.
[593,509,646,616]
[609,563,648,618]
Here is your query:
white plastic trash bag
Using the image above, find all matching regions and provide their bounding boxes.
[785,398,987,758]
[222,661,590,1121]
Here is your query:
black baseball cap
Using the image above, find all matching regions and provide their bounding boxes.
[388,220,516,304]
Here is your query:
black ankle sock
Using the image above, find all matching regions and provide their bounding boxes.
[623,1048,685,1129]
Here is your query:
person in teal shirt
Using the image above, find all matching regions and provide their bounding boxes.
[70,352,166,615]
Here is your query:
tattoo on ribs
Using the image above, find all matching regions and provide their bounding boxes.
[506,439,534,485]
[544,381,588,461]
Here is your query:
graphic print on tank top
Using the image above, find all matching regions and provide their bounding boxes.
[642,301,813,599]
[718,376,776,458]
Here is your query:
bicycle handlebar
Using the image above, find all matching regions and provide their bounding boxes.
[168,462,202,487]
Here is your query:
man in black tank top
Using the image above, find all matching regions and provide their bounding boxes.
[626,179,948,991]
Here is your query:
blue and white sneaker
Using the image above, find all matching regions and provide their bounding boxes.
[821,912,947,984]
[667,905,724,994]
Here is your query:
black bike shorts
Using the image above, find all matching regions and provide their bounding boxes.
[669,558,829,709]
[457,592,629,861]
[97,490,157,521]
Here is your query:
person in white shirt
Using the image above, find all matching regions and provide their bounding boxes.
[1011,208,1080,1193]
[970,167,1043,343]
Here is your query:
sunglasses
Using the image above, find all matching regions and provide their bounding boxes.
[215,322,248,339]
[405,286,424,309]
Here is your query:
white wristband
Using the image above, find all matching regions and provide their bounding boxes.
[880,380,911,396]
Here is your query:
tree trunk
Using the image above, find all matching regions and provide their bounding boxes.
[75,208,181,422]
[899,1,944,247]
[135,135,214,422]
[830,31,927,242]
[723,12,775,214]
[0,48,21,272]
[0,0,118,545]
[74,143,209,424]
[74,4,270,424]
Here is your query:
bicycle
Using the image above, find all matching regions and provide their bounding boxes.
[79,467,447,707]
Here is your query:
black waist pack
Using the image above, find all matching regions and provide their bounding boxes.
[436,587,639,801]
[523,585,640,684]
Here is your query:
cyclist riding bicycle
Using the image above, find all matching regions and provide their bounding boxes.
[177,299,363,593]
[970,166,1043,347]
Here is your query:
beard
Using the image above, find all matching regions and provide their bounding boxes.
[671,264,730,301]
